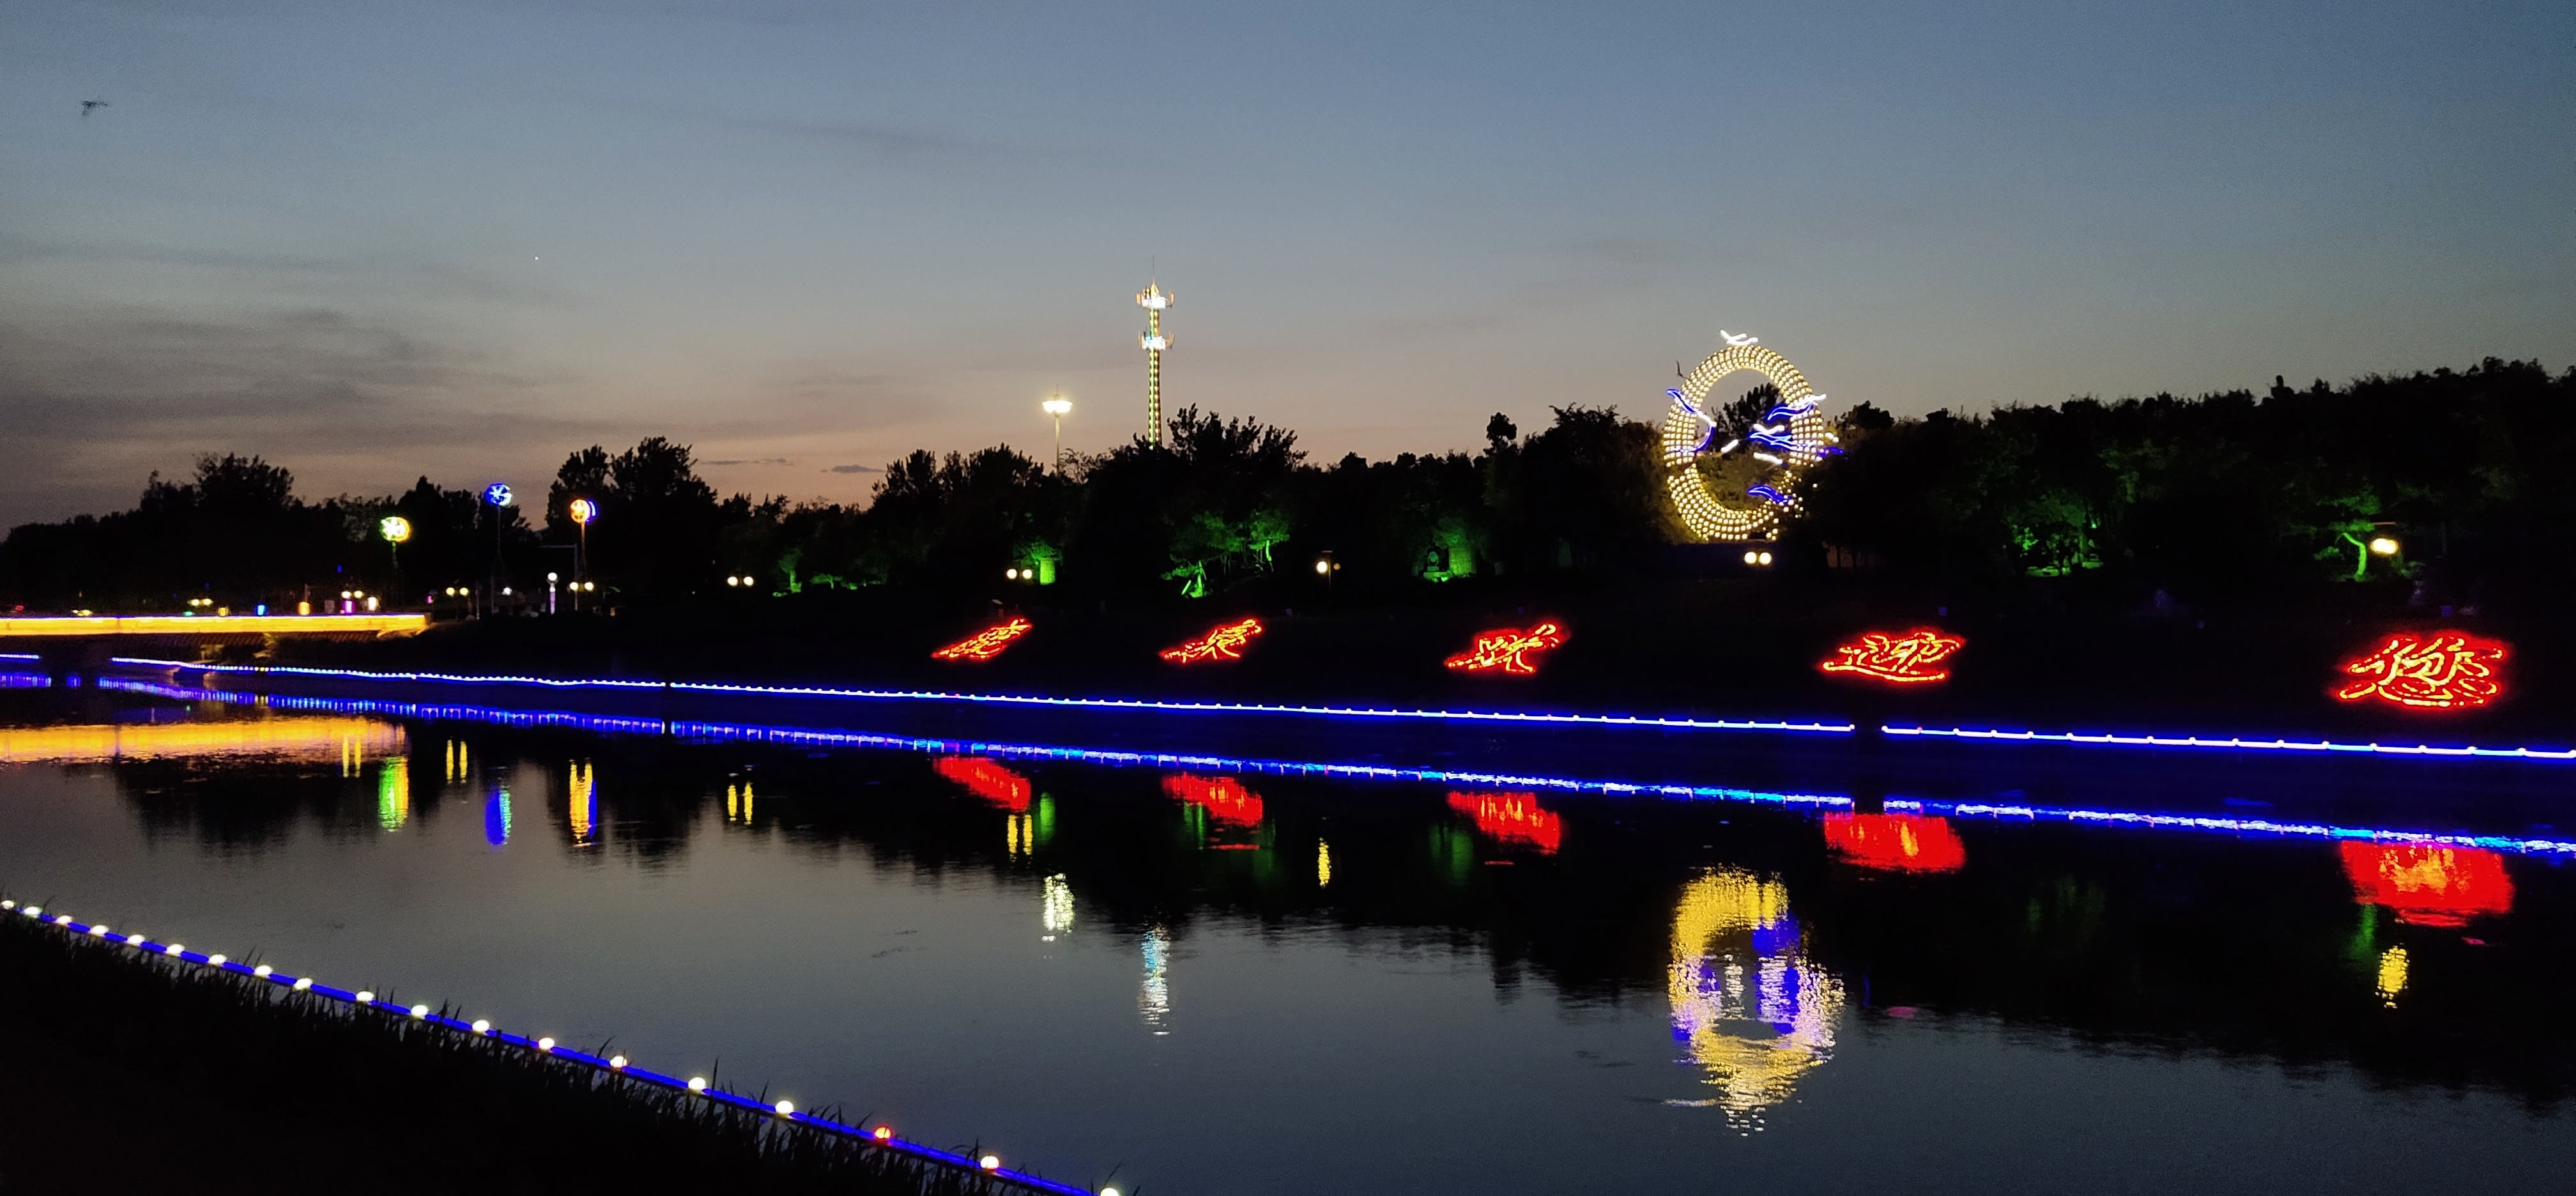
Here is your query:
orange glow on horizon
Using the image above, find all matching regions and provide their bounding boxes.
[1446,791,1563,853]
[2340,842,2513,926]
[1162,774,1264,827]
[931,617,1032,662]
[1160,617,1264,664]
[1822,813,1966,873]
[1818,628,1965,685]
[1443,622,1565,676]
[934,756,1032,813]
[2335,632,2508,710]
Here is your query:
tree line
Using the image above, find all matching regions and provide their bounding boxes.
[1,358,2567,614]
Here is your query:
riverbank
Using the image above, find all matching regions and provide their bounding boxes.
[249,576,2574,744]
[0,906,1055,1195]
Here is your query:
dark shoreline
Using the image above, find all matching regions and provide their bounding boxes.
[0,908,1074,1195]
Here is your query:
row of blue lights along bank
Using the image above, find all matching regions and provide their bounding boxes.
[0,894,1114,1196]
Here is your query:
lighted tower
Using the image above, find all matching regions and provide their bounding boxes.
[1137,282,1174,446]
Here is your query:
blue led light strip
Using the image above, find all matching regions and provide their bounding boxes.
[0,652,40,663]
[1885,723,2576,762]
[104,657,1850,735]
[97,677,2576,858]
[0,900,1101,1196]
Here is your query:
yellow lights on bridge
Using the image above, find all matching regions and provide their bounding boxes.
[0,717,406,765]
[0,613,427,638]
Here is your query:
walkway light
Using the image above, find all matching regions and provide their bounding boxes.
[2368,536,2400,556]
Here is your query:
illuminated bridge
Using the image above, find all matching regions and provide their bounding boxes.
[0,615,427,671]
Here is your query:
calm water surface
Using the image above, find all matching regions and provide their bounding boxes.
[1,682,2570,1193]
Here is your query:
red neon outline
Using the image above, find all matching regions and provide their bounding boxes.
[2339,842,2511,926]
[1162,774,1264,827]
[933,756,1031,812]
[1160,617,1265,664]
[2334,632,2508,710]
[1818,627,1965,685]
[1823,813,1966,873]
[1443,622,1566,676]
[1446,790,1563,854]
[931,617,1032,663]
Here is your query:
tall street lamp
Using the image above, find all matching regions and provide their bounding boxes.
[482,483,514,617]
[567,498,598,610]
[1042,395,1073,472]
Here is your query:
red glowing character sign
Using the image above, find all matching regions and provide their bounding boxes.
[934,756,1031,813]
[1443,622,1567,676]
[1823,813,1966,873]
[1163,774,1265,828]
[1818,628,1965,685]
[2340,842,2512,926]
[2334,632,2508,710]
[1446,791,1563,854]
[931,617,1032,662]
[1160,617,1265,664]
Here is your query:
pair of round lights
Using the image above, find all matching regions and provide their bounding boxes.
[724,576,756,588]
[1742,550,1775,567]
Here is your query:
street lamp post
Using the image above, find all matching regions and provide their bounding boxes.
[379,516,412,602]
[567,498,598,611]
[1042,395,1073,472]
[482,483,514,618]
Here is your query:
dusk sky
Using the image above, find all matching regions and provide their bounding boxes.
[4,0,2568,526]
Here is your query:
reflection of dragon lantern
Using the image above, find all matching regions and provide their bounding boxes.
[1666,869,1844,1128]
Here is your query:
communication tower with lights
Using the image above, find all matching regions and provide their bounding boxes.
[1137,282,1174,446]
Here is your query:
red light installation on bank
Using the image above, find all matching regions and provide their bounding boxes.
[1823,813,1967,873]
[1162,774,1264,827]
[2340,842,2513,927]
[1818,628,1965,684]
[1446,791,1563,854]
[1443,622,1567,676]
[933,756,1031,813]
[1160,617,1265,664]
[931,617,1032,662]
[2334,632,2508,710]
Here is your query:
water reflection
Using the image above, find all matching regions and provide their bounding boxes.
[377,755,410,831]
[2339,843,2513,927]
[569,761,597,844]
[1041,873,1074,940]
[1446,791,1562,854]
[937,756,1031,811]
[0,717,403,764]
[1666,870,1844,1130]
[1822,813,1966,873]
[1140,925,1172,1034]
[485,785,511,847]
[1165,774,1264,851]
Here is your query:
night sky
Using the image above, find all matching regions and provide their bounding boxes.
[4,1,2568,525]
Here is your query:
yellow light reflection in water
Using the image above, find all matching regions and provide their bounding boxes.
[1317,840,1333,887]
[1041,873,1073,939]
[1667,869,1844,1131]
[444,740,470,783]
[2376,945,2409,1006]
[568,761,596,843]
[377,756,410,831]
[1140,926,1172,1034]
[0,718,404,764]
[1007,813,1033,858]
[725,781,754,825]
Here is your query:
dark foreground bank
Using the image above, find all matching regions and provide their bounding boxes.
[0,909,1053,1195]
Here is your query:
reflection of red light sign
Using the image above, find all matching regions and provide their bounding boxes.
[934,756,1031,812]
[1444,622,1566,676]
[2335,632,2508,710]
[1162,774,1264,827]
[1818,629,1965,684]
[1823,813,1966,873]
[931,617,1032,662]
[2340,842,2513,927]
[1446,791,1562,853]
[1160,618,1264,664]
